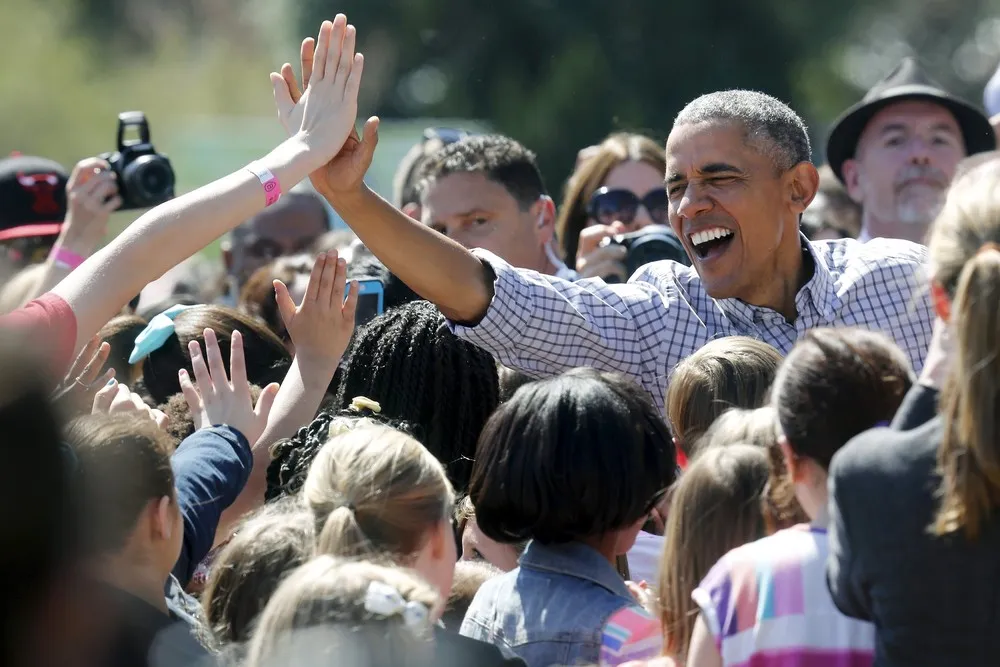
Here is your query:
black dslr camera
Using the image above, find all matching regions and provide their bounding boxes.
[99,112,175,211]
[599,224,691,283]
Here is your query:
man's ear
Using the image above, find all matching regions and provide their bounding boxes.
[786,162,820,215]
[841,159,865,205]
[532,196,557,244]
[778,435,803,482]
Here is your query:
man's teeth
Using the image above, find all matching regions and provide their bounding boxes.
[690,228,734,247]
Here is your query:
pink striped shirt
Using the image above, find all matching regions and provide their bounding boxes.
[692,525,874,667]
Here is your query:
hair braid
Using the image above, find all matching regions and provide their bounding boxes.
[332,301,499,492]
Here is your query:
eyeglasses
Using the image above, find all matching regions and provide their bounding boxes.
[587,187,669,226]
[422,127,475,146]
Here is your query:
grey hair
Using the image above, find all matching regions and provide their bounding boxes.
[674,90,812,171]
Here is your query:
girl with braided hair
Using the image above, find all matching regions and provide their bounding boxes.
[333,300,500,492]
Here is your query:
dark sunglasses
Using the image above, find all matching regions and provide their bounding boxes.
[422,127,476,146]
[587,186,669,226]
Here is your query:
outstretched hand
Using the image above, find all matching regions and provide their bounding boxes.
[180,329,279,445]
[274,250,357,367]
[272,19,380,198]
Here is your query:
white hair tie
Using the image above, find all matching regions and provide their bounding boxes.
[363,581,430,630]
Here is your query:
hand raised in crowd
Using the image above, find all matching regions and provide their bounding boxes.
[270,15,370,180]
[51,335,116,415]
[57,158,121,257]
[274,250,358,367]
[180,328,279,445]
[576,222,629,281]
[92,379,168,430]
[272,19,380,199]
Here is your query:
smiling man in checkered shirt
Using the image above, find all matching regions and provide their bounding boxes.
[321,90,934,410]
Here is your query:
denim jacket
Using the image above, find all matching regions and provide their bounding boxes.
[460,541,635,667]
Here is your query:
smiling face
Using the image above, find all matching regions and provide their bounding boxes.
[843,100,965,229]
[665,121,809,302]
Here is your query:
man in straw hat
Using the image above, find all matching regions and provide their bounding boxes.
[827,57,995,244]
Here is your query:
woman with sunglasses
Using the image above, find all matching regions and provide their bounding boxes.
[555,133,670,281]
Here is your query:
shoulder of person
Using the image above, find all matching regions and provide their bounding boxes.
[434,628,526,667]
[830,417,941,487]
[628,259,700,296]
[818,236,928,273]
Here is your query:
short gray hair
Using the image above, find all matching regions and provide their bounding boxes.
[674,90,812,171]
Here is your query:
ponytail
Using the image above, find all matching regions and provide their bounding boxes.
[934,248,1000,539]
[316,505,377,558]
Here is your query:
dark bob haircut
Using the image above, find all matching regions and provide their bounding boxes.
[470,367,677,544]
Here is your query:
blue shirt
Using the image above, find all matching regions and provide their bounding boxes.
[171,425,252,586]
[460,541,637,667]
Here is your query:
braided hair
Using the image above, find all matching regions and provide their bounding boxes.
[333,300,499,493]
[266,403,415,502]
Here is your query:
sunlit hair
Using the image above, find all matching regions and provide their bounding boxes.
[303,425,454,562]
[928,161,1000,539]
[658,444,768,662]
[201,497,315,647]
[554,132,666,261]
[666,336,782,459]
[245,556,439,667]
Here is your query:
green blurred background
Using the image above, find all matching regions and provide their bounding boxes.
[3,0,999,248]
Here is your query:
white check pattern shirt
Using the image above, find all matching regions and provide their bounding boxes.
[452,236,934,410]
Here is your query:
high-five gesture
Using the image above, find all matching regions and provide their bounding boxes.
[180,329,279,445]
[274,250,358,366]
[273,19,380,198]
[271,15,368,176]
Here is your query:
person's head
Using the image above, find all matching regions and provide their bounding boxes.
[202,498,315,647]
[455,496,523,572]
[666,91,817,303]
[417,134,556,273]
[245,556,439,667]
[771,327,912,520]
[0,336,103,667]
[394,127,476,219]
[135,304,291,406]
[333,300,499,492]
[927,160,1000,539]
[842,99,964,236]
[696,406,809,531]
[441,560,501,631]
[801,164,862,240]
[665,336,782,459]
[304,425,456,600]
[497,365,535,403]
[556,133,667,261]
[239,255,314,347]
[97,315,148,387]
[658,444,768,661]
[0,154,68,267]
[65,414,181,579]
[224,192,330,289]
[470,368,676,553]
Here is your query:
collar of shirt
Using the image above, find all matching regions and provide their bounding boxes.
[519,541,632,599]
[715,234,840,329]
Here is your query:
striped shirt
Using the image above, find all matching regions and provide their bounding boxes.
[692,525,874,667]
[452,236,932,410]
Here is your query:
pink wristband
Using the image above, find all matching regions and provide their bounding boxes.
[246,161,282,207]
[51,246,85,270]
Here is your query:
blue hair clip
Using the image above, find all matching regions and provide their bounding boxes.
[128,304,197,364]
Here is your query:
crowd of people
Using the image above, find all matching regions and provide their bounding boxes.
[7,12,1000,667]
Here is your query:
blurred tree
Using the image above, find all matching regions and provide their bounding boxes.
[297,0,872,189]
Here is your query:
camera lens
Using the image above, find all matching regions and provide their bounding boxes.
[123,155,175,207]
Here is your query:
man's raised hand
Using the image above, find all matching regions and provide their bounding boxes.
[273,18,380,199]
[270,15,366,175]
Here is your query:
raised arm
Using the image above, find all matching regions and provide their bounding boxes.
[272,37,491,323]
[50,16,364,357]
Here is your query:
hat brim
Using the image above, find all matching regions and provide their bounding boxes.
[0,223,63,242]
[826,88,996,183]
